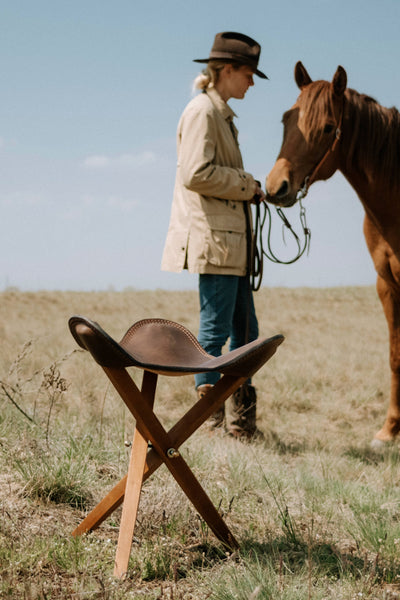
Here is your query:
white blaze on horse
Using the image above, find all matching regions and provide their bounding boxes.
[266,61,400,446]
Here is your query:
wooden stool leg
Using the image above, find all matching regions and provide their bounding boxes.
[113,425,148,578]
[162,450,239,550]
[105,368,239,551]
[72,477,127,537]
[114,371,157,578]
[72,374,245,537]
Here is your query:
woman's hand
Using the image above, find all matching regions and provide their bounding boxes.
[252,181,266,203]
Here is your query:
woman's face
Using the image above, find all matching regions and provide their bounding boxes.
[223,64,255,100]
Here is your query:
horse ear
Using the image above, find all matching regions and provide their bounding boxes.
[294,62,312,89]
[332,66,347,97]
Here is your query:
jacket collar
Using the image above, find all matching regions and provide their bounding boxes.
[206,87,237,121]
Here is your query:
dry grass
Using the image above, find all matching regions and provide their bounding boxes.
[1,286,400,599]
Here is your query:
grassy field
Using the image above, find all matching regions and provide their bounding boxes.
[1,286,400,599]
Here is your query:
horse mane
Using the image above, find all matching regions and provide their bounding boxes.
[344,88,400,187]
[300,81,400,189]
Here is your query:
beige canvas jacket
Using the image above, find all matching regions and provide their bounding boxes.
[161,87,256,276]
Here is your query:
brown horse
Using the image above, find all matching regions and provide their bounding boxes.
[266,61,400,446]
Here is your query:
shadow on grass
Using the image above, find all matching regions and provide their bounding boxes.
[151,534,400,587]
[259,429,309,456]
[345,443,400,465]
[138,536,367,583]
[240,538,365,579]
[239,536,400,587]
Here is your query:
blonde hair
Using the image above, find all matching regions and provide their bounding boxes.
[192,61,241,93]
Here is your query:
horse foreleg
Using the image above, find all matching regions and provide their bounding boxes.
[374,274,400,443]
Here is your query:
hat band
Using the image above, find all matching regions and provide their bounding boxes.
[208,51,258,66]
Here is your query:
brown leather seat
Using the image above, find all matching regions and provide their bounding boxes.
[69,315,284,578]
[69,315,283,376]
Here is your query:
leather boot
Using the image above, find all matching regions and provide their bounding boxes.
[226,384,262,440]
[197,384,224,429]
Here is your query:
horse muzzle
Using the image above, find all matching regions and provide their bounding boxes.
[265,158,298,207]
[265,179,298,208]
[265,189,298,208]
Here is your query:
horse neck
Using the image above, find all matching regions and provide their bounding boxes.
[338,90,400,236]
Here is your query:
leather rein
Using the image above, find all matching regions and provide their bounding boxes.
[250,100,344,292]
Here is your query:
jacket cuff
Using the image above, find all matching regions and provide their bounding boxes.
[238,171,257,199]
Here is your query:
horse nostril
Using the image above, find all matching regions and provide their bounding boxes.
[276,180,289,197]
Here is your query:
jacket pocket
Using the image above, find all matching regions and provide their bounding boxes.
[204,226,246,268]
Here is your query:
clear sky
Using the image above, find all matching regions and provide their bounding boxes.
[1,0,399,291]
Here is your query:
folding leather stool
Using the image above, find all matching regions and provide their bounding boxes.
[69,316,284,578]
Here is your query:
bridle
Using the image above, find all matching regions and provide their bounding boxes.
[296,97,344,201]
[250,97,344,292]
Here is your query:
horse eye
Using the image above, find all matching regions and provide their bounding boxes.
[324,124,334,134]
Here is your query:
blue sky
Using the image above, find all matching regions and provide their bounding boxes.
[1,0,399,291]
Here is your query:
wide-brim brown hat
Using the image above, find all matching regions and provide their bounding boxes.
[193,31,268,79]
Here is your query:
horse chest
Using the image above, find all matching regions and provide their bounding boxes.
[363,216,400,287]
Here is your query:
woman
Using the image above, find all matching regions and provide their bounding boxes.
[161,31,267,439]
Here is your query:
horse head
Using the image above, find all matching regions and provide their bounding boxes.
[266,62,347,207]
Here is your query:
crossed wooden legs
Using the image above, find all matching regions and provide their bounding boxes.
[72,368,246,578]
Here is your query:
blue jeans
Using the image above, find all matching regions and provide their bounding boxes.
[195,274,259,388]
